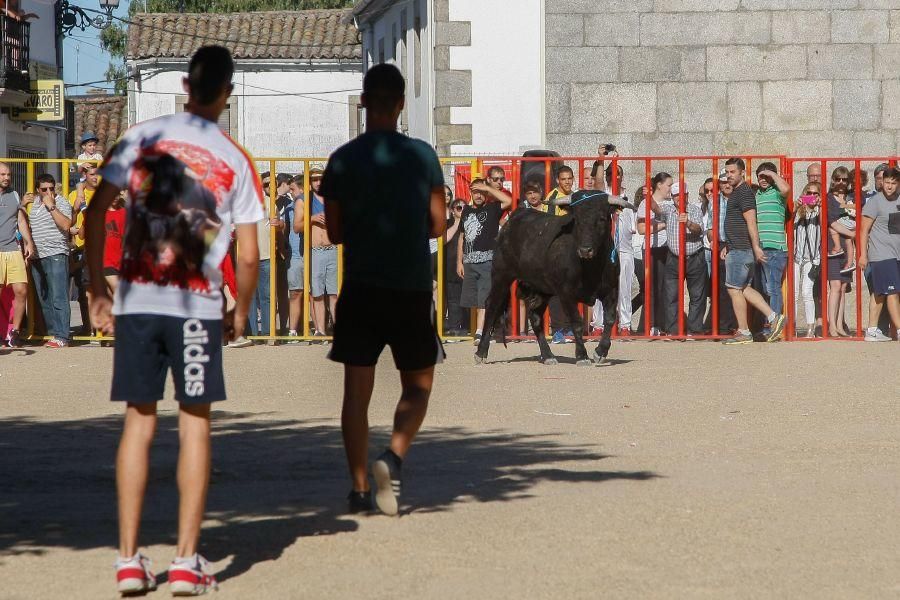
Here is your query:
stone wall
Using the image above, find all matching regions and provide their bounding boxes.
[545,0,900,160]
[434,0,473,156]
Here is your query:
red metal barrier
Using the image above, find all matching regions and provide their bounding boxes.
[440,154,895,343]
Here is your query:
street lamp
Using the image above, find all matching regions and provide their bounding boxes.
[57,0,121,35]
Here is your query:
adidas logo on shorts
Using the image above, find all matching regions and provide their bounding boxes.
[183,319,211,397]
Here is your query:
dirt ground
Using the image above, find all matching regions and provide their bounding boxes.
[1,338,898,599]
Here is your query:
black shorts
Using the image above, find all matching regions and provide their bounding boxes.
[111,314,226,404]
[328,282,445,371]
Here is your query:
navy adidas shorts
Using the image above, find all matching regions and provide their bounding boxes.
[328,282,445,371]
[111,314,226,405]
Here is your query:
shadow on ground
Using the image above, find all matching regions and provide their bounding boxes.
[0,411,657,582]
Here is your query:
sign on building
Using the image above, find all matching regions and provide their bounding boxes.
[10,79,65,122]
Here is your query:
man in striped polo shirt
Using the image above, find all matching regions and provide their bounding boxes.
[29,173,73,348]
[754,162,791,336]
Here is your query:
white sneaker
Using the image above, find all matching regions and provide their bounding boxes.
[115,552,157,595]
[168,554,218,596]
[227,336,253,348]
[864,328,891,342]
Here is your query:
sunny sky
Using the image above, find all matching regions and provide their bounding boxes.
[62,0,131,96]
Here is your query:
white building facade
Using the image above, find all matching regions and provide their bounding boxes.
[353,0,545,157]
[126,9,363,161]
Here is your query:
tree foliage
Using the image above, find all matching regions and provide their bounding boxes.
[99,0,355,94]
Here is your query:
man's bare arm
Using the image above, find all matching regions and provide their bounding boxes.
[429,187,447,238]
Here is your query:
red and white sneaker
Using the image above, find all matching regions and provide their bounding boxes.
[168,554,218,596]
[115,552,157,596]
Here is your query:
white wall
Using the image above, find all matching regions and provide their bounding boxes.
[449,0,543,156]
[131,63,362,159]
[359,0,433,144]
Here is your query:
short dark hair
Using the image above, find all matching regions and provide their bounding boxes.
[882,167,900,181]
[756,161,778,175]
[290,174,305,186]
[604,163,624,184]
[725,157,746,171]
[362,63,405,113]
[874,162,890,176]
[470,177,486,188]
[556,165,574,180]
[524,180,542,194]
[37,173,56,187]
[276,173,292,187]
[187,46,234,106]
[487,165,505,178]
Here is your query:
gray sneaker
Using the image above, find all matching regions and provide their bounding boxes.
[723,332,753,345]
[372,449,402,516]
[227,336,253,348]
[766,314,786,342]
[864,328,891,342]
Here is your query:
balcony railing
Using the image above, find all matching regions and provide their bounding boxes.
[0,14,29,91]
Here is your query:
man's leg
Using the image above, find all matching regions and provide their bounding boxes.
[662,252,679,334]
[48,255,71,341]
[884,293,900,329]
[175,403,212,558]
[727,287,750,331]
[686,253,709,333]
[288,289,302,333]
[389,367,434,459]
[742,285,775,319]
[11,282,27,331]
[762,250,787,315]
[868,292,885,330]
[341,365,376,492]
[257,259,271,336]
[312,296,325,333]
[327,294,337,332]
[117,403,158,557]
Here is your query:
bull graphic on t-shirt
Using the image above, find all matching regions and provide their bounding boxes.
[121,152,223,292]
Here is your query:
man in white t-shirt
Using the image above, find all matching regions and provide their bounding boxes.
[85,46,263,596]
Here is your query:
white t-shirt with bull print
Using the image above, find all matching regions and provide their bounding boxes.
[100,111,264,320]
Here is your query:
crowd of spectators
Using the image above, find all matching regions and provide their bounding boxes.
[2,140,900,348]
[438,148,900,345]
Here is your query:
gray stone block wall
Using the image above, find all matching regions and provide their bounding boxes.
[546,0,900,161]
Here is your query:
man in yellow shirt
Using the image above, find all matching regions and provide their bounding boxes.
[543,165,578,342]
[68,165,98,335]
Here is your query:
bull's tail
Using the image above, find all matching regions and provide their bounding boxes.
[484,279,512,349]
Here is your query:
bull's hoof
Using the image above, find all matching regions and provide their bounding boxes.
[541,357,559,366]
[593,350,607,365]
[576,359,592,367]
[474,354,485,365]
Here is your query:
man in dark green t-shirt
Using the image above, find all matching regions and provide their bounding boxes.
[321,63,446,517]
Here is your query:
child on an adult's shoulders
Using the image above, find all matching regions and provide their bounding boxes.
[76,131,102,183]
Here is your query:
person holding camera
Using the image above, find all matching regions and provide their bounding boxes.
[794,182,822,338]
[591,143,618,192]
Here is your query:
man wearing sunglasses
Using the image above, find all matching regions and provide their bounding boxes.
[28,174,73,348]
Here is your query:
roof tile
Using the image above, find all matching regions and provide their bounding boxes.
[126,9,361,61]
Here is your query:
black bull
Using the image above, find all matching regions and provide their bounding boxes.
[474,191,631,366]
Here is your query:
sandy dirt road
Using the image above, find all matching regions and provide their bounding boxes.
[1,338,898,599]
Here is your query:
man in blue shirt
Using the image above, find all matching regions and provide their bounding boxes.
[321,64,446,516]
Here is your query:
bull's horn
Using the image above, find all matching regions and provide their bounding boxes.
[607,195,636,210]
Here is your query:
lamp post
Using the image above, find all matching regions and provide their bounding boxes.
[57,0,121,35]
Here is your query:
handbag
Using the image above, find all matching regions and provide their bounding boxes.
[801,216,820,282]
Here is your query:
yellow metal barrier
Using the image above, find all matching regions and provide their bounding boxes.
[5,156,482,345]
